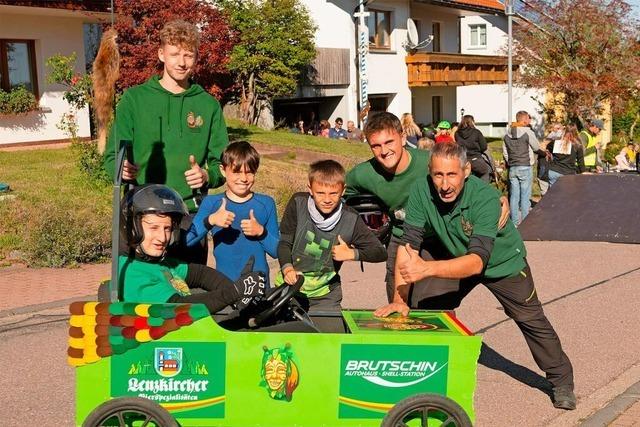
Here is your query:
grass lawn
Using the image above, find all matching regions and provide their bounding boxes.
[0,127,371,266]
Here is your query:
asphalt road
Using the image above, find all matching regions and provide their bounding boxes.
[1,241,638,426]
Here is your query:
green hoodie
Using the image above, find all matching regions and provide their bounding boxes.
[104,76,229,211]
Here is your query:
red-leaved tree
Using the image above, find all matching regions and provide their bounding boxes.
[110,0,236,100]
[513,0,640,121]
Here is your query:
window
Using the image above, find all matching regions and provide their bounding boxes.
[469,24,487,48]
[368,9,391,49]
[432,22,441,52]
[432,96,442,124]
[0,40,38,96]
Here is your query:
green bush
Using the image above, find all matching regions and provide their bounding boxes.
[0,86,38,115]
[71,140,111,186]
[23,201,111,267]
[604,139,626,165]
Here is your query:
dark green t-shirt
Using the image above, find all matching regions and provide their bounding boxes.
[345,148,431,236]
[404,175,526,279]
[119,256,190,303]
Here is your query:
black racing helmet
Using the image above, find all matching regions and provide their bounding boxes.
[121,184,188,251]
[345,194,391,244]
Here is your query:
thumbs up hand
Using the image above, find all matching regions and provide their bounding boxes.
[332,235,355,261]
[398,243,427,283]
[184,154,208,189]
[208,198,235,228]
[240,209,264,237]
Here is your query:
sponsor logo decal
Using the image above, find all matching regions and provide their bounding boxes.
[339,344,448,419]
[259,343,299,402]
[112,342,225,418]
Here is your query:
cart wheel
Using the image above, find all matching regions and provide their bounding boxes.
[82,397,177,427]
[381,394,472,427]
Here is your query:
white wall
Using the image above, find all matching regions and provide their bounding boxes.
[457,84,546,136]
[410,86,457,126]
[0,11,91,145]
[460,15,507,56]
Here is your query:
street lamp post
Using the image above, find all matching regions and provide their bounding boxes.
[506,0,515,125]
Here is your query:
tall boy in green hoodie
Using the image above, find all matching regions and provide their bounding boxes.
[104,20,229,264]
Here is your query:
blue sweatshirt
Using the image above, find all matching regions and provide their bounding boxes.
[186,193,279,284]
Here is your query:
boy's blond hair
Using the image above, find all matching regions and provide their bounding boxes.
[159,20,200,51]
[309,160,345,186]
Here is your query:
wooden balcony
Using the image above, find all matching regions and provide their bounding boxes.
[406,52,517,87]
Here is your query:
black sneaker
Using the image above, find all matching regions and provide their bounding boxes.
[552,385,576,410]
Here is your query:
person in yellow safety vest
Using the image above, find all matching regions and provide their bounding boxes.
[579,119,604,172]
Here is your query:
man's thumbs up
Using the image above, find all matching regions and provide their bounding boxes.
[185,154,208,189]
[398,244,426,284]
[208,198,235,228]
[332,234,355,261]
[241,208,265,237]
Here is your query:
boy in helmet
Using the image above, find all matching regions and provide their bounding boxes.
[120,184,265,314]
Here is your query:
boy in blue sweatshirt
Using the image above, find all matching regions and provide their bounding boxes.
[187,141,279,284]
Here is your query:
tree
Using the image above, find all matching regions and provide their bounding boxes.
[512,0,640,122]
[111,0,235,99]
[218,0,316,125]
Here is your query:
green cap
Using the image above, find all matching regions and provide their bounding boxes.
[437,120,451,129]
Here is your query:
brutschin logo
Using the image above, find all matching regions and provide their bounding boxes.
[339,344,449,419]
[344,359,447,387]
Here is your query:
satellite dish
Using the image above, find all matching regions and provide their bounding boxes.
[407,18,419,46]
[403,18,435,52]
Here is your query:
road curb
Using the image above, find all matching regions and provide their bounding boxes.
[0,295,94,319]
[580,381,640,427]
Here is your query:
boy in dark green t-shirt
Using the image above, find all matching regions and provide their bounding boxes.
[120,184,265,314]
[374,142,576,411]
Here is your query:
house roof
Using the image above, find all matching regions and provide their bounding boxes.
[416,0,505,14]
[0,0,111,12]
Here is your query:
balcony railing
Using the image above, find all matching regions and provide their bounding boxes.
[0,0,112,12]
[406,52,516,87]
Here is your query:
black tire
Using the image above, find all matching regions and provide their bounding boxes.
[381,394,472,427]
[82,397,178,427]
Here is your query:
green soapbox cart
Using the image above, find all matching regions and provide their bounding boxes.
[70,294,482,427]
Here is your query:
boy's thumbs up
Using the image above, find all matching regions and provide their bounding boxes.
[208,197,235,228]
[241,208,264,237]
[332,234,355,261]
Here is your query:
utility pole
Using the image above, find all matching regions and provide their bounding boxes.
[353,1,370,127]
[506,0,514,124]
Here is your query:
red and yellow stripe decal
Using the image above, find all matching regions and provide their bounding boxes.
[443,312,473,336]
[160,395,225,412]
[339,396,393,413]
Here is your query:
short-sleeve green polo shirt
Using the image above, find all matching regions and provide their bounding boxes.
[405,175,526,279]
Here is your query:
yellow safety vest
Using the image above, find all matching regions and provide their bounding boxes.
[580,130,597,167]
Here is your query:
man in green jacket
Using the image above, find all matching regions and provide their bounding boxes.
[375,142,576,411]
[104,20,229,263]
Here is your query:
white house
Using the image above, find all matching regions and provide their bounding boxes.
[0,1,110,146]
[278,0,547,137]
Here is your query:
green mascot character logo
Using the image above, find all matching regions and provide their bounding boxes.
[260,343,299,401]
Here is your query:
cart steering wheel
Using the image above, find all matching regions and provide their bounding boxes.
[248,275,304,328]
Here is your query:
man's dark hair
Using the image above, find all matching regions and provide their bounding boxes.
[309,159,345,185]
[222,140,260,173]
[336,117,343,124]
[363,112,403,139]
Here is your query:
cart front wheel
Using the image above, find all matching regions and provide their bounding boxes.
[381,393,472,427]
[82,397,177,427]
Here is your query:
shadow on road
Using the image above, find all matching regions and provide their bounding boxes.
[478,343,552,397]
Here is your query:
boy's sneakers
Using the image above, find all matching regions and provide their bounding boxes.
[233,256,266,310]
[552,385,576,410]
